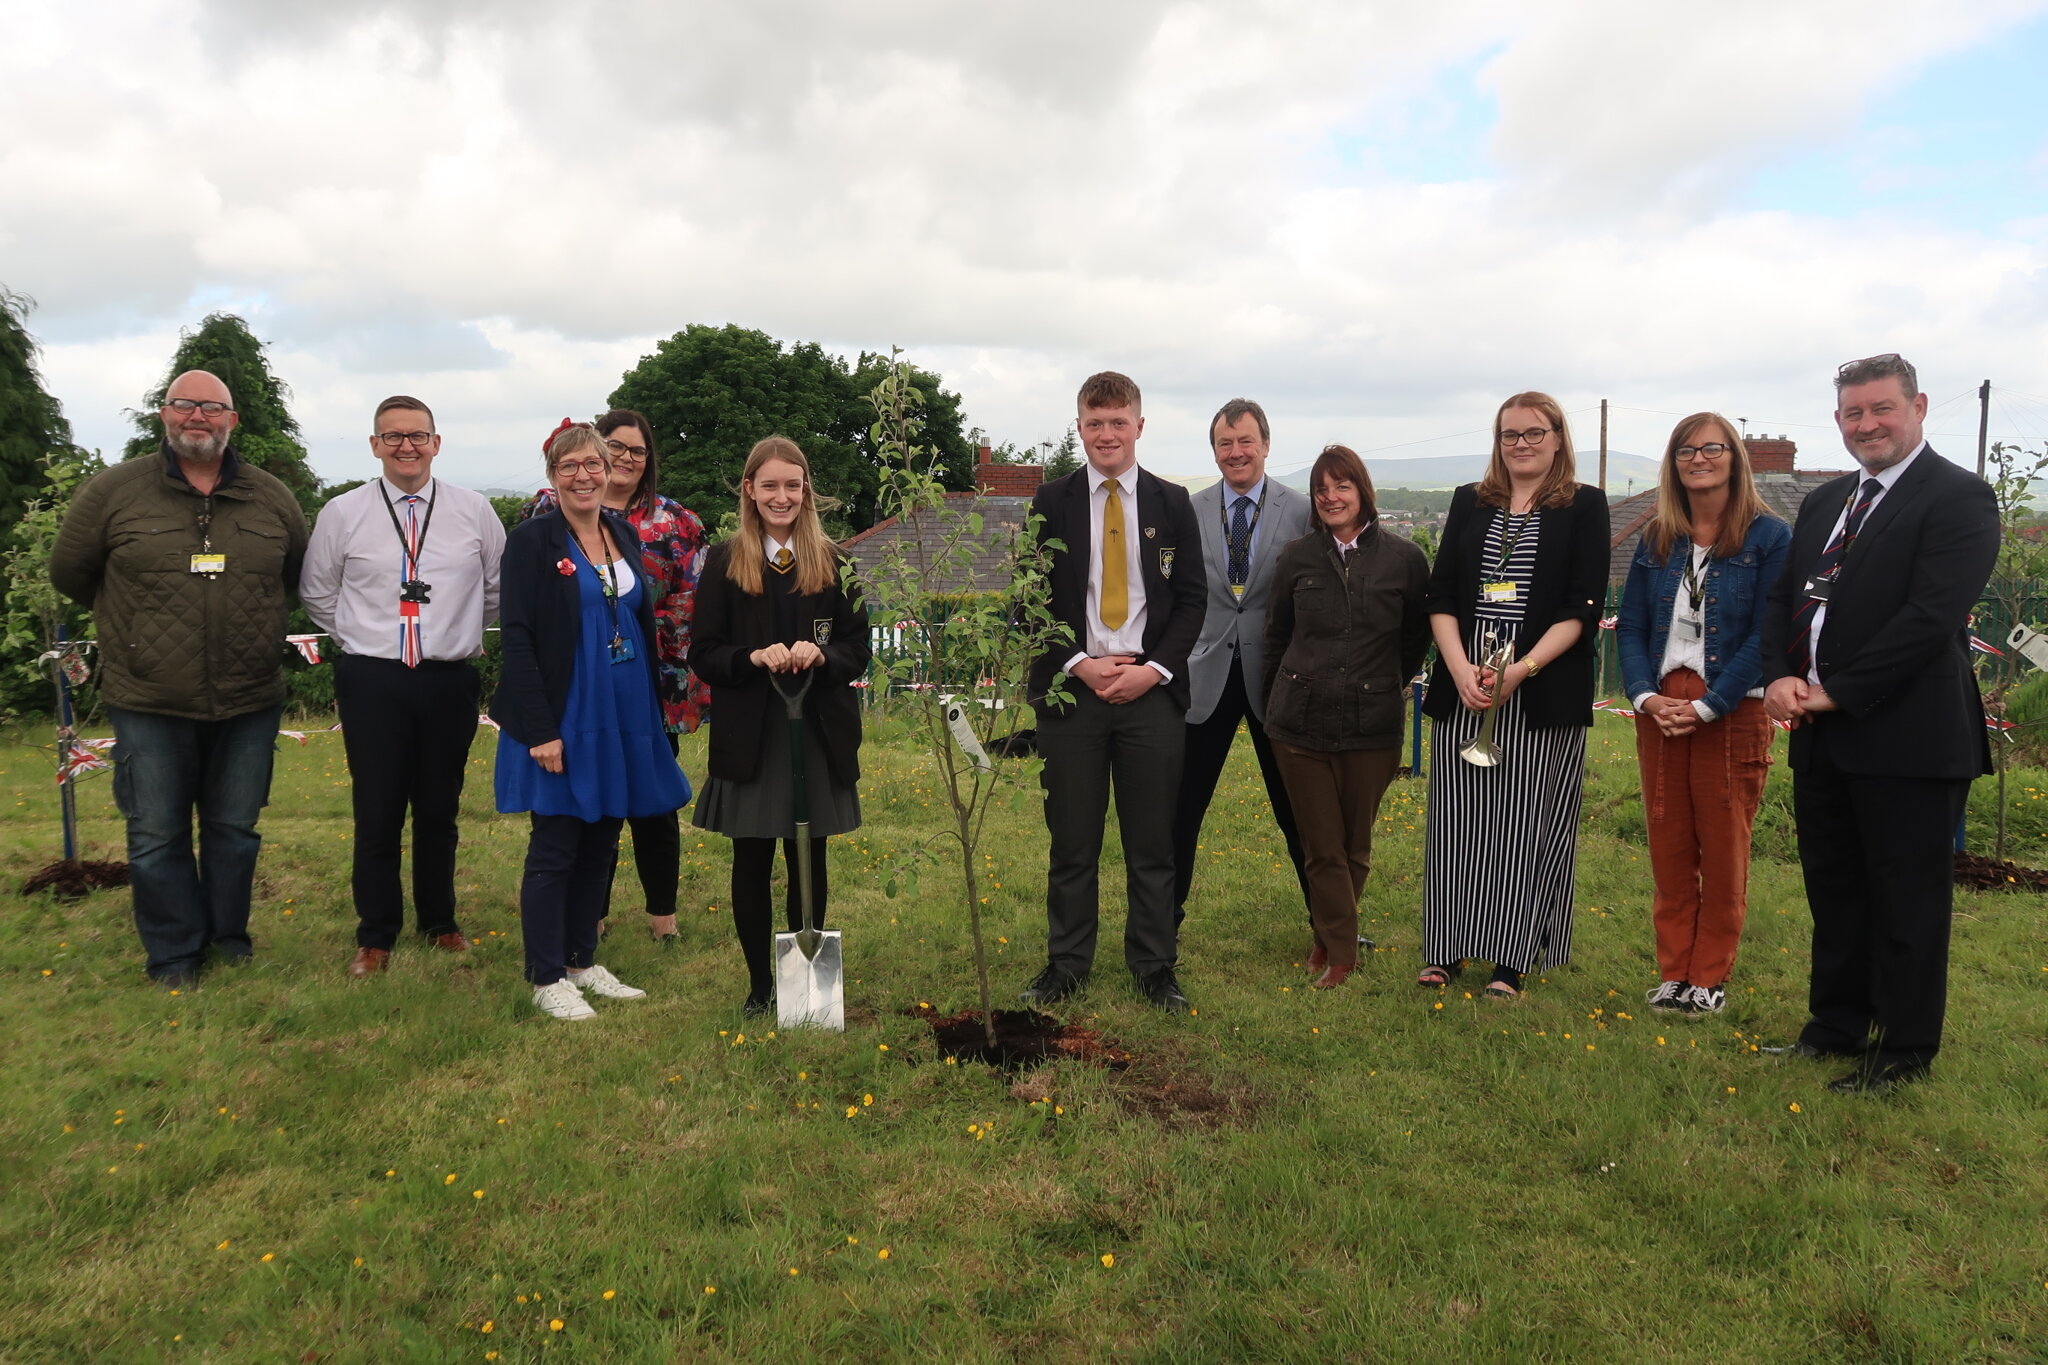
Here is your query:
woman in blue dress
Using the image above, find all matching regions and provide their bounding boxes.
[491,421,690,1020]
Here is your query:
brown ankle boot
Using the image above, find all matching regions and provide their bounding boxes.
[1307,940,1327,973]
[1310,962,1354,990]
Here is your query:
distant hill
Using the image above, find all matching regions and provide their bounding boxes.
[1275,450,1665,492]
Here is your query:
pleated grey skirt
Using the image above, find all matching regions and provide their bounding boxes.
[1421,618,1589,972]
[692,713,862,840]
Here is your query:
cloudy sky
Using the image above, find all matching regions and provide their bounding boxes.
[9,0,2048,493]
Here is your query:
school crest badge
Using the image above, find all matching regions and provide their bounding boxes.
[813,619,833,645]
[1159,548,1175,579]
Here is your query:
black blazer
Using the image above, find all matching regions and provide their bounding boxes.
[1421,482,1609,730]
[489,509,662,748]
[687,542,872,787]
[1025,465,1207,711]
[1760,446,1998,780]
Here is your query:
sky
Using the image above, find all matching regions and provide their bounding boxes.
[7,0,2048,493]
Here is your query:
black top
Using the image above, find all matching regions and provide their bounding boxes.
[1421,482,1609,730]
[687,542,873,786]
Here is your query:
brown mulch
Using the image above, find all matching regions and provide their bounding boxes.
[910,1004,1131,1070]
[20,859,130,900]
[1953,852,2048,891]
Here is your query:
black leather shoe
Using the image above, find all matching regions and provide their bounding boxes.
[742,993,772,1018]
[1826,1062,1929,1096]
[1760,1040,1864,1060]
[1019,965,1084,1006]
[1136,967,1191,1013]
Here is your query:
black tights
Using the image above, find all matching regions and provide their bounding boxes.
[731,836,828,1000]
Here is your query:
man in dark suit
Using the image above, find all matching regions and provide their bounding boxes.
[1171,398,1314,928]
[1022,371,1207,1011]
[1761,352,1999,1094]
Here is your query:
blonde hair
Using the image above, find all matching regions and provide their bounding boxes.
[1646,412,1776,560]
[727,436,837,596]
[545,421,610,473]
[1475,391,1579,510]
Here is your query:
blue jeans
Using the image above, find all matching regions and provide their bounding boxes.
[109,705,282,979]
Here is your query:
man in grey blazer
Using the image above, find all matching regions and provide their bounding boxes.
[1170,398,1315,928]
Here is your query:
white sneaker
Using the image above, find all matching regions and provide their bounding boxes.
[533,978,597,1020]
[1646,980,1687,1011]
[567,965,646,1000]
[1680,984,1726,1014]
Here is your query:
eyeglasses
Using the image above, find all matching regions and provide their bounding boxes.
[553,457,609,476]
[604,439,649,462]
[1675,444,1732,463]
[165,398,235,417]
[376,431,435,448]
[1500,427,1556,447]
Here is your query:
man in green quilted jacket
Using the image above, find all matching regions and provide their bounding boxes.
[51,369,308,989]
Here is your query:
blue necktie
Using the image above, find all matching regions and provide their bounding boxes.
[1227,495,1252,588]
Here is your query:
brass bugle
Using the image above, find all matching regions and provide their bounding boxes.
[1458,635,1515,767]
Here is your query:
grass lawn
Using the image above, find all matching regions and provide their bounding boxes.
[3,709,2045,1364]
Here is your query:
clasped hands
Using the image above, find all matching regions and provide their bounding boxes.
[750,641,826,674]
[1763,676,1835,730]
[1073,655,1160,705]
[1450,658,1534,712]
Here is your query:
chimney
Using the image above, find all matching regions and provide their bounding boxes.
[974,444,1046,496]
[1748,436,1795,474]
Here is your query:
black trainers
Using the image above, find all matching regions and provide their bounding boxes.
[1019,964,1084,1005]
[1135,966,1191,1013]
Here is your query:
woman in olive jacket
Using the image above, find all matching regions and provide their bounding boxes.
[1261,444,1430,989]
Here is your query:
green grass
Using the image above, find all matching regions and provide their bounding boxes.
[3,711,2045,1364]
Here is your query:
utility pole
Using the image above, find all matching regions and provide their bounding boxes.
[1977,380,1991,478]
[1598,399,1609,491]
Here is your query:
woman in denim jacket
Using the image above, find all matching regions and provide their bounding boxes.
[1617,413,1790,1016]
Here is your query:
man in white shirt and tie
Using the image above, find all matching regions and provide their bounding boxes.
[301,396,506,977]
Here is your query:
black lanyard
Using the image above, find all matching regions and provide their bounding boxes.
[1218,481,1270,548]
[1490,507,1535,578]
[377,479,438,581]
[1679,543,1709,608]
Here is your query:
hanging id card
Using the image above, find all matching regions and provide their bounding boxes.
[1675,609,1703,640]
[609,633,636,664]
[189,553,226,575]
[1482,581,1517,604]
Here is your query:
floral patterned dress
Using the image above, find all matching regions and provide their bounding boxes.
[519,490,710,733]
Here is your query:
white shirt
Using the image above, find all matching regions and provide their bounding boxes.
[301,476,505,661]
[1635,543,1718,720]
[1806,442,1923,685]
[1064,462,1172,683]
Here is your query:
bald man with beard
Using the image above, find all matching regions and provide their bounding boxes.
[52,370,308,990]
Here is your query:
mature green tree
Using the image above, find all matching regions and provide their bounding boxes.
[1042,422,1082,479]
[609,324,973,534]
[0,289,78,529]
[126,312,321,511]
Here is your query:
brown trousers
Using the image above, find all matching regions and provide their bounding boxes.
[1272,742,1402,967]
[1632,668,1773,988]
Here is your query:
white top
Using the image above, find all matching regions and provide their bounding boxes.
[1064,463,1172,683]
[301,477,506,661]
[1635,543,1718,720]
[1807,442,1923,685]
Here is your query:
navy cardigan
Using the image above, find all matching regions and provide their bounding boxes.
[488,509,661,748]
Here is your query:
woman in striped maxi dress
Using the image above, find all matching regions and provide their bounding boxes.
[1417,393,1609,998]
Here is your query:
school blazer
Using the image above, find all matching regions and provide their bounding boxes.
[687,542,872,788]
[489,509,660,748]
[1760,448,1998,781]
[1421,482,1609,730]
[1025,466,1207,712]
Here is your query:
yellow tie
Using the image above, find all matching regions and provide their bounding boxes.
[772,547,793,573]
[1100,477,1128,632]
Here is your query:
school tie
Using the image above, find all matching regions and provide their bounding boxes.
[1789,477,1882,678]
[772,547,793,573]
[1100,478,1128,632]
[398,494,423,668]
[1227,494,1252,588]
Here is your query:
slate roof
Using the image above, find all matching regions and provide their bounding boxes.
[843,492,1036,595]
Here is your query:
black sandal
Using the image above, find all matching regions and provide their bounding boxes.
[1416,963,1463,987]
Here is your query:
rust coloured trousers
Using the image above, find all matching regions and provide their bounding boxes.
[1632,668,1773,988]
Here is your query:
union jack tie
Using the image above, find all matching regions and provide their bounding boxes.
[398,495,423,668]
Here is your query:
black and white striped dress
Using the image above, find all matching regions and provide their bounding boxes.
[1422,509,1588,971]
